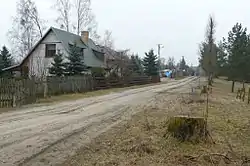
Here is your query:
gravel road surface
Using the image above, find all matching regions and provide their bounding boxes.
[0,77,197,166]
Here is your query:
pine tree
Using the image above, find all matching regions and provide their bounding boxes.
[130,55,142,75]
[135,55,144,74]
[49,52,65,76]
[66,43,86,75]
[0,54,4,73]
[143,49,158,76]
[0,46,13,77]
[224,23,249,91]
[216,40,228,76]
[0,46,12,69]
[179,56,186,71]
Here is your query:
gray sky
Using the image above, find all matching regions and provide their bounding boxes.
[0,0,249,66]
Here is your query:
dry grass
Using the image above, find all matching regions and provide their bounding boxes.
[37,82,164,104]
[0,82,166,114]
[175,76,186,80]
[61,79,250,166]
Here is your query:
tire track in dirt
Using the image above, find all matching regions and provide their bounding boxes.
[17,106,132,166]
[0,77,193,123]
[0,107,125,149]
[0,77,197,166]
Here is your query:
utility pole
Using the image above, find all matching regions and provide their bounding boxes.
[157,44,164,76]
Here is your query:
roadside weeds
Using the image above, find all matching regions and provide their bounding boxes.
[61,79,250,166]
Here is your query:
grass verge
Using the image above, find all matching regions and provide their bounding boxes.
[61,79,250,166]
[37,82,164,104]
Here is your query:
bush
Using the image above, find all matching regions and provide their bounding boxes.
[91,67,106,78]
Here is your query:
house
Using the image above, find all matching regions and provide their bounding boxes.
[98,45,130,76]
[3,27,105,78]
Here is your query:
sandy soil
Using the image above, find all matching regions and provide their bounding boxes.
[0,77,197,166]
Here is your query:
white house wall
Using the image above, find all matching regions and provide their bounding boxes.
[28,31,68,78]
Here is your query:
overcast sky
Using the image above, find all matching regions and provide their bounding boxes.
[0,0,249,66]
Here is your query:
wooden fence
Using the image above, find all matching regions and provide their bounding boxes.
[47,75,93,96]
[94,76,152,90]
[0,75,156,108]
[0,78,36,108]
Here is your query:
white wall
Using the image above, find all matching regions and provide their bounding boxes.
[28,31,68,78]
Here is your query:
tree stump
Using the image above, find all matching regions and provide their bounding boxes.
[167,116,206,142]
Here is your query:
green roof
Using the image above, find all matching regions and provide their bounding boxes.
[51,27,104,53]
[4,27,105,71]
[51,27,87,51]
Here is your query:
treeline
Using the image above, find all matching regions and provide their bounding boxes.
[6,0,116,61]
[0,44,160,79]
[3,0,162,80]
[199,17,250,91]
[49,47,160,78]
[160,56,195,76]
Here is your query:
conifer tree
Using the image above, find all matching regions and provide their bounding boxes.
[49,51,65,76]
[66,43,86,75]
[143,49,158,76]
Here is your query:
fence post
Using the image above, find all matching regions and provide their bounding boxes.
[248,88,250,104]
[12,93,16,107]
[242,88,246,102]
[43,81,47,98]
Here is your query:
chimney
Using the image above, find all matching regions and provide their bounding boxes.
[81,31,89,44]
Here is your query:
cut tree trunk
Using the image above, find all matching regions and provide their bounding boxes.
[167,116,206,142]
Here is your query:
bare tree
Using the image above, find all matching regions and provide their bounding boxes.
[110,50,130,77]
[20,0,45,38]
[27,5,45,37]
[203,15,217,84]
[167,57,175,70]
[87,19,100,43]
[32,54,49,97]
[55,0,71,32]
[159,57,166,70]
[8,0,45,59]
[206,15,216,52]
[53,0,100,42]
[29,48,48,79]
[74,0,90,35]
[101,30,114,48]
[73,0,100,42]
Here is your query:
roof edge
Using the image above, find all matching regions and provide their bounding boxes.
[19,27,54,67]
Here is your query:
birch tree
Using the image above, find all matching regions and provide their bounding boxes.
[74,0,91,35]
[101,30,114,48]
[54,0,100,41]
[8,0,45,59]
[74,0,100,41]
[55,0,71,32]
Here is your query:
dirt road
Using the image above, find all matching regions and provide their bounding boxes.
[0,77,197,166]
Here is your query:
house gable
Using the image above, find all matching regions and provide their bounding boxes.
[27,30,68,77]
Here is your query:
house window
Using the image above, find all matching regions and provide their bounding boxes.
[45,44,56,57]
